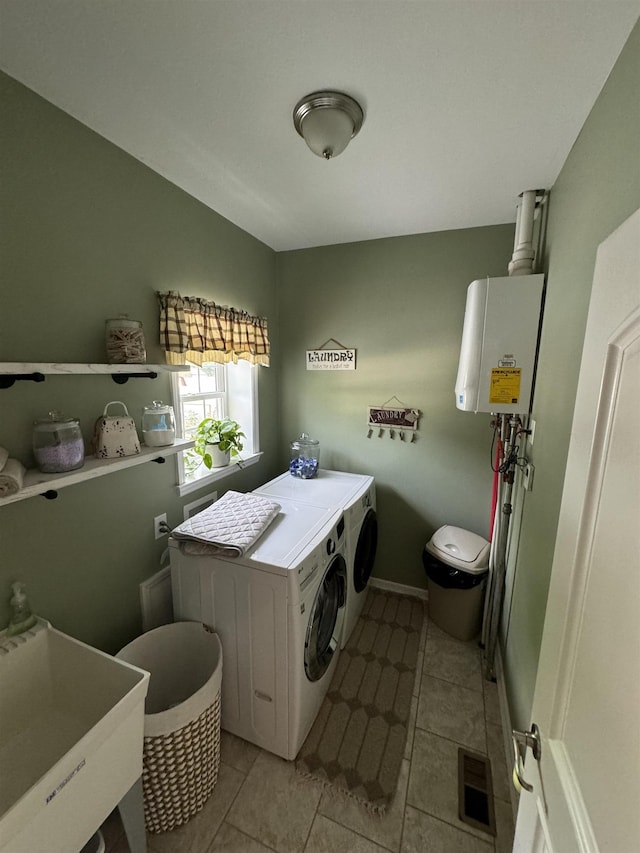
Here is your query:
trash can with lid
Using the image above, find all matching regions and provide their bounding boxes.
[422,525,490,641]
[117,622,222,834]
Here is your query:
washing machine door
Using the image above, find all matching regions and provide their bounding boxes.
[353,508,378,593]
[304,553,346,682]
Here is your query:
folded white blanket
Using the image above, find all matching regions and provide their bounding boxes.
[0,458,26,497]
[171,490,281,558]
[0,446,8,472]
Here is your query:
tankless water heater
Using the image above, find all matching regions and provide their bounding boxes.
[455,274,544,414]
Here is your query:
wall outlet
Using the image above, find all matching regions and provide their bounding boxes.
[523,462,535,492]
[154,512,169,539]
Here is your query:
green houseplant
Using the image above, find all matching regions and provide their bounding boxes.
[192,417,245,469]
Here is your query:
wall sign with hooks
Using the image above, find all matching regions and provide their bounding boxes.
[306,338,356,371]
[367,397,421,441]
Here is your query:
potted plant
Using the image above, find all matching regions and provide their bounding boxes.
[192,416,245,469]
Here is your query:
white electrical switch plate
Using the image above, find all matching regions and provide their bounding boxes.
[528,418,536,446]
[523,462,535,492]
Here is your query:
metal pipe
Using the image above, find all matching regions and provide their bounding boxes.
[481,416,506,649]
[511,197,522,257]
[508,189,538,276]
[519,190,536,250]
[481,482,500,650]
[484,414,519,679]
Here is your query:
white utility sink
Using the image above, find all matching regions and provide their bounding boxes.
[0,620,149,853]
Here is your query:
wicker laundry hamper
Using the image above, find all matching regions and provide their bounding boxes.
[117,622,222,833]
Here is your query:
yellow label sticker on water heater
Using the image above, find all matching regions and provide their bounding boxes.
[489,368,522,405]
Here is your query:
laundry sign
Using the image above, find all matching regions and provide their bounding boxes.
[306,348,356,370]
[367,406,420,430]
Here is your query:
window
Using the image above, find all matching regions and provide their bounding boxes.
[172,359,260,495]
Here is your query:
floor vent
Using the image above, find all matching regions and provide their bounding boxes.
[458,748,497,836]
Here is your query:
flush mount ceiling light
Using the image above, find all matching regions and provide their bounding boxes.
[293,90,364,160]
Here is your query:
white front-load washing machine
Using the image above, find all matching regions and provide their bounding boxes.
[170,497,347,760]
[254,469,378,648]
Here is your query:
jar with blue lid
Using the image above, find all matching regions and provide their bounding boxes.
[289,433,320,479]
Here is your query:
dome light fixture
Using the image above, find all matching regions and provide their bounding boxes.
[293,90,364,160]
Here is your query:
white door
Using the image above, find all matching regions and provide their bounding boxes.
[513,207,640,853]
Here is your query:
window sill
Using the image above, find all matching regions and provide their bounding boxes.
[176,452,263,497]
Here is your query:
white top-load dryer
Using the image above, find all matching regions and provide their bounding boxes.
[254,470,377,648]
[170,497,346,761]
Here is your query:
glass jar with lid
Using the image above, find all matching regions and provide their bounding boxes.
[289,432,320,479]
[142,401,176,447]
[33,411,85,473]
[105,315,147,364]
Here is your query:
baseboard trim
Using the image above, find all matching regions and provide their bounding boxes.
[369,577,428,601]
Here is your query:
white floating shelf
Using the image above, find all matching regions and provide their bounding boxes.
[0,362,189,386]
[0,440,195,507]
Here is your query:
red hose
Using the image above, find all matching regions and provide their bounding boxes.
[489,437,503,540]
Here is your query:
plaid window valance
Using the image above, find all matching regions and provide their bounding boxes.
[158,291,270,367]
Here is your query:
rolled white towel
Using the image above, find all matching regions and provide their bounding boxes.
[0,446,8,472]
[0,458,26,496]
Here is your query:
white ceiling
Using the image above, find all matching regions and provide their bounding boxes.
[1,2,638,251]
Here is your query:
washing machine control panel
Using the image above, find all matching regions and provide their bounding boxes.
[297,515,346,588]
[325,514,345,556]
[298,543,321,587]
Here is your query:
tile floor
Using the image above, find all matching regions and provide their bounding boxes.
[103,610,516,853]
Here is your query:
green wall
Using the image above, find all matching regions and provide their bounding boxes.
[276,226,515,589]
[0,72,280,651]
[1,17,637,738]
[503,20,640,730]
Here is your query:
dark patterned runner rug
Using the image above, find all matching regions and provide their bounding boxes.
[295,587,424,813]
